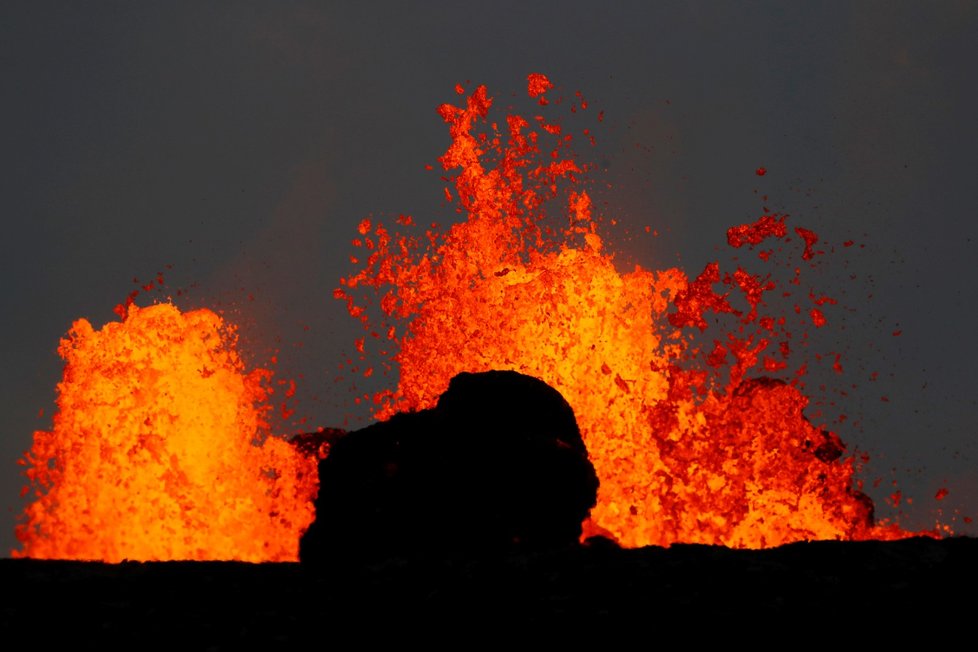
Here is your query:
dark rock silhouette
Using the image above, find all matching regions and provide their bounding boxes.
[299,370,599,563]
[5,536,972,642]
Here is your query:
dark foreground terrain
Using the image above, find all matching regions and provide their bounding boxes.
[3,536,976,644]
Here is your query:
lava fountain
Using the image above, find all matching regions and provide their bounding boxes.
[14,303,317,562]
[15,73,934,561]
[338,74,931,548]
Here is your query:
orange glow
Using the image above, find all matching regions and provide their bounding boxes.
[339,75,930,548]
[15,303,317,562]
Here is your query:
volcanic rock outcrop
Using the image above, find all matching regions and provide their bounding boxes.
[299,370,599,563]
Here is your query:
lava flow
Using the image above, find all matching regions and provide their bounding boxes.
[15,303,317,562]
[338,74,929,549]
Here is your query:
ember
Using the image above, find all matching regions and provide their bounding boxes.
[339,74,928,548]
[14,303,317,562]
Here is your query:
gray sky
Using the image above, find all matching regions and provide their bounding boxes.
[3,1,976,555]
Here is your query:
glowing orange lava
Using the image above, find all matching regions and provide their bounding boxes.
[339,73,926,548]
[15,303,317,562]
[16,73,933,561]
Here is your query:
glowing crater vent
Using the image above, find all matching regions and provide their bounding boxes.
[15,303,317,562]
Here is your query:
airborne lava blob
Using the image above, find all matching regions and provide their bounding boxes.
[14,303,317,562]
[338,74,927,548]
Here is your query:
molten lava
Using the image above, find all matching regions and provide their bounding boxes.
[338,74,920,548]
[16,73,928,561]
[15,303,317,562]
